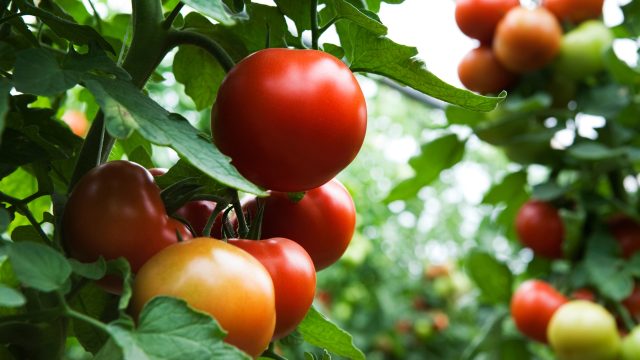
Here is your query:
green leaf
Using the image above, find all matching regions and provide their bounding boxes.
[8,241,71,292]
[99,297,250,360]
[445,105,488,125]
[531,182,569,201]
[173,45,225,111]
[70,282,119,354]
[182,0,236,25]
[568,142,626,161]
[385,134,466,202]
[274,0,311,31]
[0,78,11,142]
[585,231,633,301]
[465,250,513,304]
[320,0,387,36]
[0,284,25,307]
[14,48,82,96]
[336,22,504,112]
[0,208,9,233]
[84,76,265,195]
[181,13,249,62]
[226,4,289,53]
[106,258,133,312]
[69,257,107,280]
[298,306,365,360]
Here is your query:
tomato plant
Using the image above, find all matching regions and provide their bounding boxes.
[543,0,604,23]
[454,0,519,44]
[212,49,367,192]
[243,179,356,270]
[511,280,568,343]
[515,200,565,259]
[608,215,640,259]
[229,237,316,340]
[131,238,276,358]
[63,161,191,273]
[458,46,517,94]
[548,300,621,360]
[555,20,613,80]
[493,7,563,73]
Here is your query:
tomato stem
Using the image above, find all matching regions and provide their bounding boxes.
[262,342,287,360]
[246,198,265,240]
[202,201,228,238]
[0,191,54,247]
[310,0,319,50]
[613,300,636,332]
[232,191,249,238]
[166,29,236,73]
[162,1,184,29]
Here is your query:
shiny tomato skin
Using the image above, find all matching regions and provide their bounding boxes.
[515,200,564,259]
[494,7,563,73]
[229,238,316,339]
[458,46,517,94]
[454,0,519,44]
[243,179,356,270]
[131,238,276,358]
[543,0,604,23]
[511,280,568,343]
[212,48,367,192]
[63,161,191,273]
[608,215,640,259]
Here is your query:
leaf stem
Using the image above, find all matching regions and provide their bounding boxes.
[262,342,287,360]
[310,0,319,50]
[614,301,636,332]
[86,0,103,33]
[58,290,110,334]
[318,17,338,36]
[232,191,249,238]
[162,1,184,29]
[166,29,235,73]
[0,191,52,246]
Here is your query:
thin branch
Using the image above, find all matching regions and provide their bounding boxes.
[167,29,235,72]
[162,2,184,29]
[86,0,103,33]
[310,0,319,50]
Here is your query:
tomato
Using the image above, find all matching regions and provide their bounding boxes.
[458,46,517,94]
[454,0,519,44]
[212,48,367,192]
[228,237,316,340]
[131,238,275,358]
[432,311,449,332]
[608,215,640,259]
[548,300,621,360]
[511,280,568,343]
[543,0,604,23]
[493,7,563,73]
[555,20,613,80]
[623,285,640,322]
[243,179,356,270]
[515,200,564,258]
[63,161,191,273]
[622,326,640,360]
[62,110,89,137]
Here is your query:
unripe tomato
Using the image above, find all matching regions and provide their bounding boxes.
[511,280,567,343]
[131,238,276,358]
[63,161,191,273]
[621,326,640,360]
[458,46,517,94]
[493,7,563,73]
[454,0,519,44]
[228,237,316,340]
[543,0,604,23]
[515,200,564,258]
[608,215,640,259]
[548,300,621,360]
[212,48,367,192]
[555,20,613,80]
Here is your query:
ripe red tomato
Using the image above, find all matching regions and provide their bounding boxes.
[515,200,564,259]
[608,215,640,259]
[212,48,367,192]
[63,161,191,273]
[228,237,316,340]
[511,280,568,343]
[131,238,276,358]
[243,179,356,270]
[458,46,517,94]
[493,7,563,73]
[623,285,640,322]
[543,0,604,23]
[454,0,519,44]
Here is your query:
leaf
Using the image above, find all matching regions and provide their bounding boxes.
[0,284,25,307]
[320,0,387,36]
[69,257,107,280]
[336,22,504,112]
[8,241,71,292]
[173,45,225,110]
[274,0,311,31]
[98,297,251,360]
[532,182,569,201]
[0,78,11,143]
[70,282,119,354]
[298,306,365,360]
[226,4,289,53]
[482,171,528,239]
[14,48,82,96]
[465,250,513,304]
[182,0,236,25]
[0,207,10,233]
[585,231,633,301]
[84,76,265,195]
[385,134,466,202]
[106,258,133,312]
[568,142,626,161]
[445,105,488,125]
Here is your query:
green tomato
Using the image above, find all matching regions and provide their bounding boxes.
[413,317,434,341]
[548,300,621,360]
[621,326,640,360]
[555,20,613,80]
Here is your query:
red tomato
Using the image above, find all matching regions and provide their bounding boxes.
[454,0,519,44]
[493,7,563,73]
[571,288,596,302]
[608,215,640,259]
[131,238,275,358]
[62,110,89,137]
[228,237,316,340]
[543,0,604,23]
[458,46,517,94]
[515,200,564,259]
[623,285,640,322]
[63,161,191,273]
[212,48,367,192]
[511,280,568,343]
[243,179,356,270]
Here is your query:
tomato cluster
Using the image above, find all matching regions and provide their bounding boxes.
[62,48,363,358]
[455,0,609,94]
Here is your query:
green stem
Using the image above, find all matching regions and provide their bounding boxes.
[0,12,26,26]
[162,2,184,29]
[202,202,227,238]
[318,17,338,36]
[262,342,287,360]
[58,291,110,334]
[86,0,103,33]
[608,170,628,205]
[232,191,248,238]
[614,301,636,332]
[310,0,319,50]
[0,191,52,246]
[166,29,235,72]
